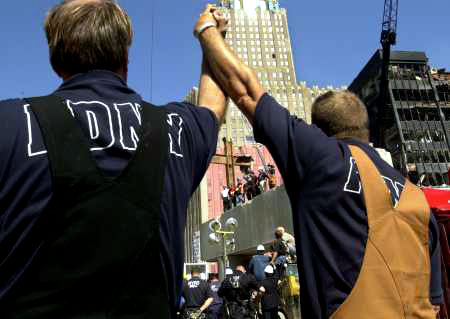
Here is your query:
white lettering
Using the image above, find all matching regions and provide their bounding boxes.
[188,280,200,288]
[67,100,115,151]
[343,157,361,194]
[24,105,47,157]
[167,113,184,158]
[114,103,141,151]
[343,156,405,206]
[86,111,99,139]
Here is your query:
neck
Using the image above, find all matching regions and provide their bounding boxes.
[58,67,128,83]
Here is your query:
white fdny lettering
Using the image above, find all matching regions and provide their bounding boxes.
[343,156,404,206]
[188,280,200,289]
[343,157,361,194]
[23,105,47,157]
[24,101,185,159]
[167,113,184,158]
[114,103,141,151]
[66,100,115,151]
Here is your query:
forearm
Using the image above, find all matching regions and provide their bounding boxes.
[198,57,227,124]
[200,297,214,312]
[199,26,264,123]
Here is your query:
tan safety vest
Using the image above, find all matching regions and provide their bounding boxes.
[331,146,435,319]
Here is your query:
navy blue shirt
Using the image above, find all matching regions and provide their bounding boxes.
[209,280,223,306]
[0,70,218,313]
[253,94,443,319]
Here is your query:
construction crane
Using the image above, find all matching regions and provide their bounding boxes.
[376,0,399,146]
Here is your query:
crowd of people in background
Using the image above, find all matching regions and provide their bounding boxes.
[180,227,296,319]
[221,165,277,212]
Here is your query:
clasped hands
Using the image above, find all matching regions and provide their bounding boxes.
[194,4,229,38]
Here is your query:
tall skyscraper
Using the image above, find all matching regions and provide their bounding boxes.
[215,0,313,146]
[187,0,345,146]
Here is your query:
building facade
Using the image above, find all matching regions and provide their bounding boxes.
[349,50,450,187]
[217,0,313,146]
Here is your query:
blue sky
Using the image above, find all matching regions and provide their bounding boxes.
[0,0,449,104]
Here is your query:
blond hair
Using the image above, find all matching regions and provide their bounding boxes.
[311,91,370,142]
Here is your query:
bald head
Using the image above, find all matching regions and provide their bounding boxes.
[236,265,246,273]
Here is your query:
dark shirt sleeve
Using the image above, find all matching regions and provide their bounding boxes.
[253,94,340,188]
[249,274,260,290]
[166,102,219,193]
[204,282,214,300]
[181,280,188,298]
[428,213,443,305]
[218,281,227,298]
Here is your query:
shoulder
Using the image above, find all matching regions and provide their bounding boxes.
[158,101,219,149]
[345,140,405,182]
[0,98,30,148]
[162,101,217,126]
[0,98,27,117]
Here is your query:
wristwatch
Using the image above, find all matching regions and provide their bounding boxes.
[194,21,217,38]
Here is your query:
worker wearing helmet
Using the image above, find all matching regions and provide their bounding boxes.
[249,244,271,283]
[259,265,280,319]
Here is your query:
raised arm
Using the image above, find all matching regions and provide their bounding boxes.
[195,6,228,123]
[198,56,227,124]
[194,5,265,124]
